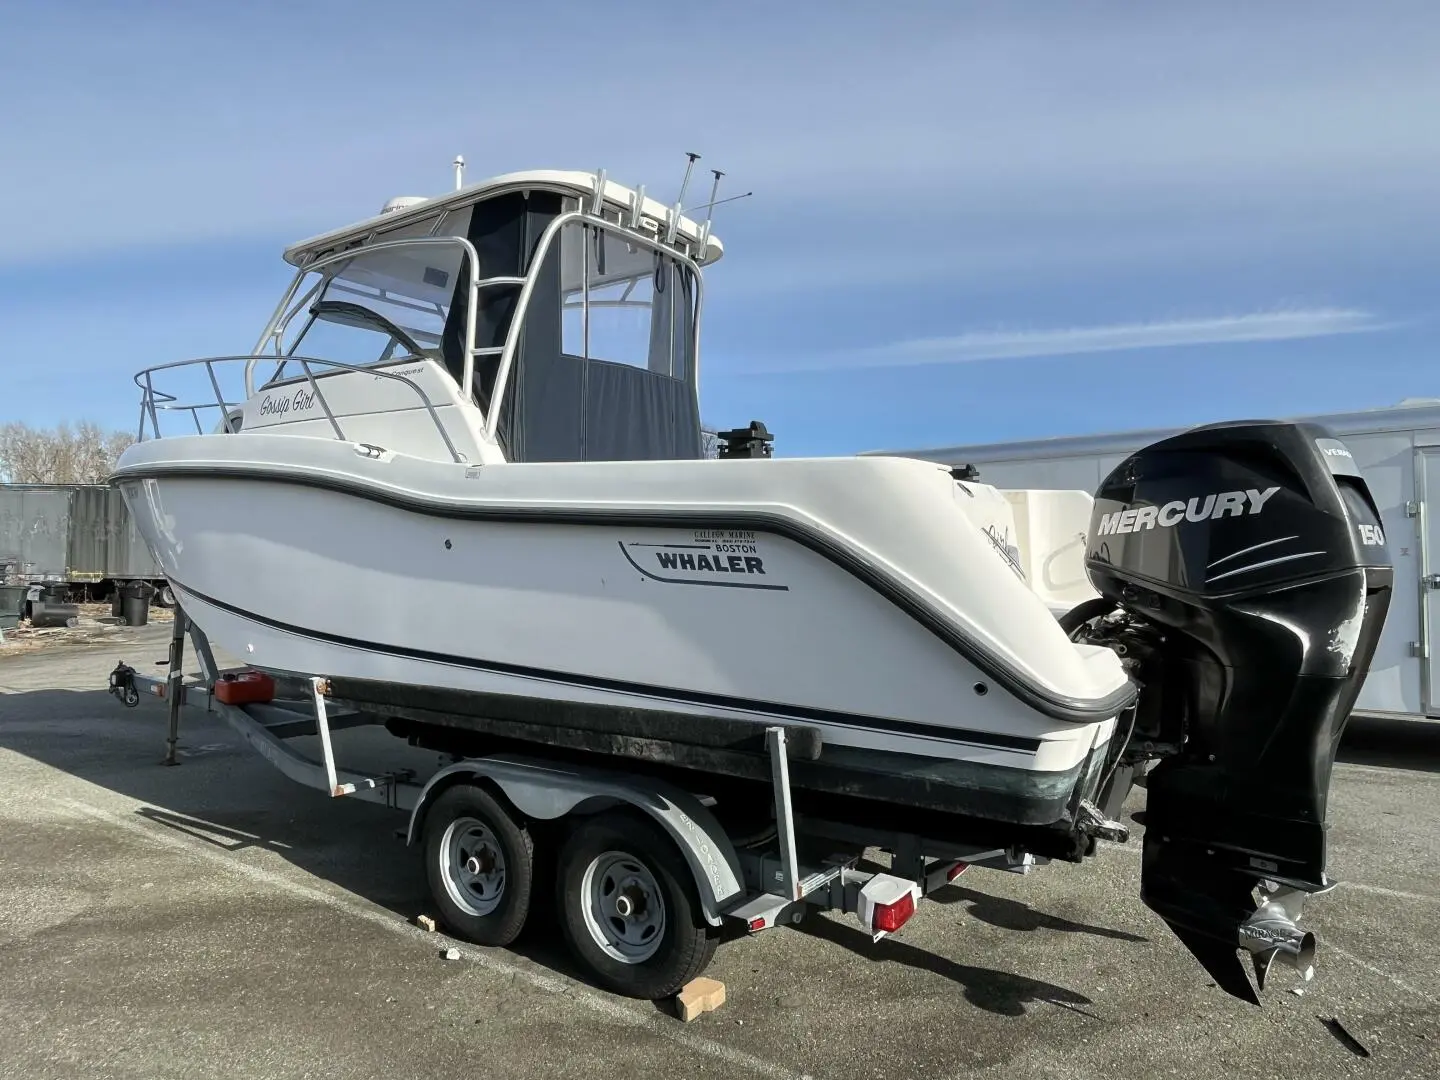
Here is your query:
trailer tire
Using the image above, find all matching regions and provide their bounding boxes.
[555,809,717,1000]
[422,784,533,948]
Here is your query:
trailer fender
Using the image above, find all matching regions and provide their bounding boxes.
[405,756,745,926]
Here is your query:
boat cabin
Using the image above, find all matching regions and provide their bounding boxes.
[144,170,726,466]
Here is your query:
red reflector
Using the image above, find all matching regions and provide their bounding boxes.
[748,917,766,932]
[947,862,969,882]
[873,890,916,934]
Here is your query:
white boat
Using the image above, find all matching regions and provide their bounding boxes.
[112,161,1394,1003]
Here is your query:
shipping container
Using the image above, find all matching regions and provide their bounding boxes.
[0,483,166,599]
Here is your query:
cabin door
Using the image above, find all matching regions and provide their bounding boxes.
[1418,448,1440,714]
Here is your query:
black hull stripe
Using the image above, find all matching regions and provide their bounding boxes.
[172,577,1045,754]
[113,458,1139,725]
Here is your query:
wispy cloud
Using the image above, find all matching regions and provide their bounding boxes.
[1,3,1437,270]
[738,308,1400,373]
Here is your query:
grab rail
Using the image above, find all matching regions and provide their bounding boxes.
[131,354,464,464]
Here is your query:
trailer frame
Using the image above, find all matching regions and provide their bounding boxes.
[106,609,1055,999]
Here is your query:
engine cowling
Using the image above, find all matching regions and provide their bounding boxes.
[1082,418,1392,1003]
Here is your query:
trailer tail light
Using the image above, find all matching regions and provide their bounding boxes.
[873,890,915,934]
[948,862,969,882]
[857,874,922,940]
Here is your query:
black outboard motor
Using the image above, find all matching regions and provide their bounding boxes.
[1080,419,1392,1004]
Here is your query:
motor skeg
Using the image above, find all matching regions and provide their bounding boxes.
[1083,419,1393,1003]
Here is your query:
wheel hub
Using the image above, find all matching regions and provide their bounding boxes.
[465,847,497,876]
[614,885,648,919]
[581,852,666,963]
[440,817,507,918]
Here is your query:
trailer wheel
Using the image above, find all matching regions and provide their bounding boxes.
[422,784,533,948]
[555,810,717,999]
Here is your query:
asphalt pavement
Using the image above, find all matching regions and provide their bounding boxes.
[1,624,1437,1079]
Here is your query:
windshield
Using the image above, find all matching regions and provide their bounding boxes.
[266,238,469,381]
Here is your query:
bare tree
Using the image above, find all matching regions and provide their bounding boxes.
[0,421,137,484]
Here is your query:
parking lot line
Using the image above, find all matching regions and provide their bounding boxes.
[1097,839,1440,904]
[1333,881,1440,905]
[1327,941,1439,1006]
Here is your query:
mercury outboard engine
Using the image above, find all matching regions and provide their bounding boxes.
[1075,419,1392,1004]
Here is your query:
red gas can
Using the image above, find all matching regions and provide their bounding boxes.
[213,670,276,705]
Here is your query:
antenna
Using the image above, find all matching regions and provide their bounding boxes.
[453,155,465,191]
[666,152,700,243]
[629,183,647,228]
[683,191,753,214]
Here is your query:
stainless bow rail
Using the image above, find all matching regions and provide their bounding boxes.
[131,354,464,463]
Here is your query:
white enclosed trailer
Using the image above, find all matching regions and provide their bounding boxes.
[869,399,1440,725]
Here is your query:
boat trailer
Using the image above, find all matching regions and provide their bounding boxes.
[107,608,1051,1000]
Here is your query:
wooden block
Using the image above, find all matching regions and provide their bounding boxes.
[676,977,726,1022]
[416,915,437,932]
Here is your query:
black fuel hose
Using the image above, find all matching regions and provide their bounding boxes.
[1058,596,1116,638]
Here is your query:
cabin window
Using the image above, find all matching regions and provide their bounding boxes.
[494,218,702,464]
[559,224,690,381]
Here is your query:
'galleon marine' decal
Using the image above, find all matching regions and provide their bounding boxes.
[619,530,790,591]
[1096,486,1281,536]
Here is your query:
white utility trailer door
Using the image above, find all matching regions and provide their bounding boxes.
[1416,448,1440,715]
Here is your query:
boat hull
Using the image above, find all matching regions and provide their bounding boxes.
[115,437,1133,827]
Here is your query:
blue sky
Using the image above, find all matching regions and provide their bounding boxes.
[2,0,1438,457]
